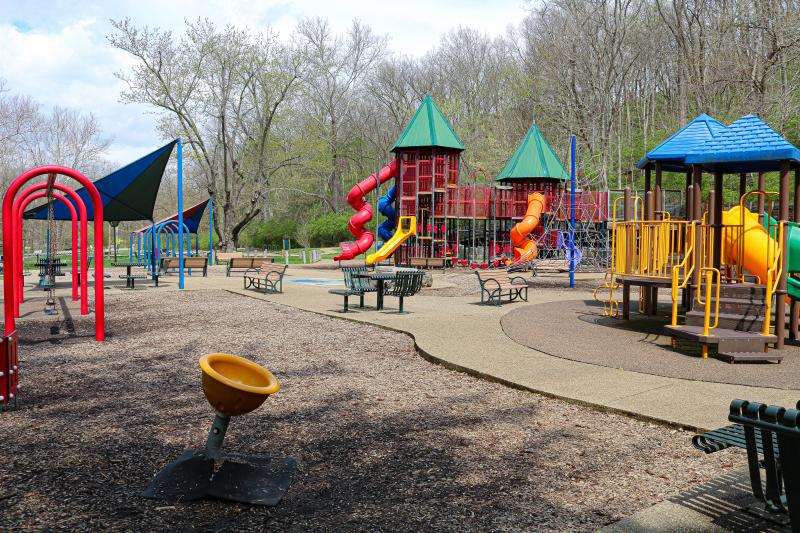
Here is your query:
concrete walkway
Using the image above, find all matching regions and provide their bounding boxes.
[142,266,800,430]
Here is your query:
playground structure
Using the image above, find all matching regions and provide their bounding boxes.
[3,140,201,409]
[595,113,800,362]
[336,96,612,271]
[131,198,213,276]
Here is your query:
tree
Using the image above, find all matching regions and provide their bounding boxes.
[109,18,304,249]
[295,18,387,212]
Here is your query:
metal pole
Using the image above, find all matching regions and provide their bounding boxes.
[128,231,133,262]
[209,196,214,265]
[177,138,185,289]
[569,134,576,288]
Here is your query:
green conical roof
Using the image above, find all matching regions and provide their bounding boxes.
[495,123,569,181]
[391,95,464,152]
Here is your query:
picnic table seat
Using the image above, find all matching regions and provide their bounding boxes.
[118,273,148,289]
[693,399,800,524]
[227,257,274,276]
[328,266,378,312]
[383,270,424,313]
[474,270,528,305]
[243,262,287,293]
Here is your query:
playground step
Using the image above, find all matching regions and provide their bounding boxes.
[717,283,767,299]
[711,296,768,314]
[716,351,784,364]
[685,310,766,333]
[664,325,775,353]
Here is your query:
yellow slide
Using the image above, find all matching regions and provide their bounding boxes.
[366,216,416,265]
[721,205,778,283]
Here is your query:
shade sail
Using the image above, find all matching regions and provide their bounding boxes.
[24,140,177,222]
[134,199,210,234]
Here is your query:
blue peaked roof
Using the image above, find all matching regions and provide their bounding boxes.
[684,115,800,173]
[24,140,177,222]
[636,114,727,171]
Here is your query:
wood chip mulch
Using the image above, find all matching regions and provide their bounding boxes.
[0,289,737,531]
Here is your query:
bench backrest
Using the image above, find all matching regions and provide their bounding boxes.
[342,266,370,291]
[230,257,273,268]
[387,271,424,297]
[258,263,287,276]
[184,257,208,267]
[217,252,243,262]
[475,270,514,282]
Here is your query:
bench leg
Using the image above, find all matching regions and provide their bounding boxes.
[343,294,349,312]
[359,293,364,308]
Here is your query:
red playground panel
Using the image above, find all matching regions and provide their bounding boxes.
[0,330,18,407]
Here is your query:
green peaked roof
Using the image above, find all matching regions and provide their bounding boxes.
[495,123,569,181]
[391,95,464,152]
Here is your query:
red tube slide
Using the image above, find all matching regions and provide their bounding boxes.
[335,159,399,261]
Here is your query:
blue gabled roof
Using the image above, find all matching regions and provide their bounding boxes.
[636,114,727,171]
[684,115,800,173]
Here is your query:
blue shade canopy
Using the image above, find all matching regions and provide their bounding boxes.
[134,199,210,234]
[684,115,800,173]
[636,114,727,171]
[24,140,177,221]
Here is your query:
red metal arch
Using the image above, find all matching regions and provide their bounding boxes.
[17,191,79,305]
[13,182,89,315]
[2,165,104,341]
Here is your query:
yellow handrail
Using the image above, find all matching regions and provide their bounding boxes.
[763,221,785,337]
[596,194,643,317]
[671,222,696,326]
[695,267,721,358]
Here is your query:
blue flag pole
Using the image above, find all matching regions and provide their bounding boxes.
[209,196,214,265]
[177,138,185,289]
[569,134,576,289]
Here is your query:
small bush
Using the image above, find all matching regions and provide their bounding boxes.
[305,211,352,247]
[245,218,298,248]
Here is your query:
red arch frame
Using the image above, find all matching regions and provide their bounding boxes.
[3,165,104,341]
[17,191,79,305]
[13,182,89,315]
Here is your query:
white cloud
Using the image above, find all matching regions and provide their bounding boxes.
[0,0,530,166]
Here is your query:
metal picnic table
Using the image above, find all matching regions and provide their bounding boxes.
[112,261,147,289]
[353,272,396,310]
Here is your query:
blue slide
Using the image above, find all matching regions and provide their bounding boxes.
[377,185,397,243]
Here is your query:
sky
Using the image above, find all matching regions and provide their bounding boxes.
[0,0,530,166]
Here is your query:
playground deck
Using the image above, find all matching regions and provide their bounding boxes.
[0,286,733,531]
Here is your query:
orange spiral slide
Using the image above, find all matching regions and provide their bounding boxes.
[508,192,546,265]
